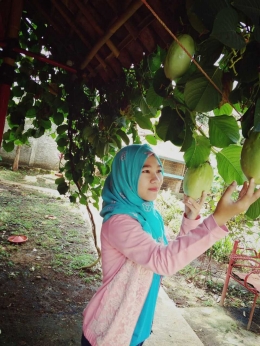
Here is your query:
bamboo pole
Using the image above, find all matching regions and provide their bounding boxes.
[0,0,24,147]
[74,0,119,58]
[80,0,143,70]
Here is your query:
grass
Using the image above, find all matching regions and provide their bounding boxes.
[0,165,101,283]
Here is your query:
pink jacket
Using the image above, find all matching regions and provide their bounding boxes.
[82,214,228,346]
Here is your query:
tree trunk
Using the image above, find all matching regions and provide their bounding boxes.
[12,145,21,171]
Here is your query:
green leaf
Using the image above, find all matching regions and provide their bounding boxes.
[134,111,153,130]
[11,86,24,98]
[209,115,240,148]
[96,162,110,175]
[148,49,163,72]
[57,182,69,195]
[26,108,37,118]
[156,106,185,146]
[246,197,260,219]
[211,7,246,49]
[56,137,68,147]
[254,98,260,132]
[232,0,260,22]
[146,86,163,108]
[52,112,64,125]
[40,118,52,129]
[215,145,246,185]
[57,124,68,135]
[140,96,156,117]
[184,136,211,167]
[55,177,65,185]
[153,68,170,97]
[79,194,87,205]
[213,103,233,116]
[116,129,130,145]
[184,68,222,112]
[241,106,254,138]
[110,135,122,149]
[180,113,195,152]
[2,141,15,152]
[145,134,157,145]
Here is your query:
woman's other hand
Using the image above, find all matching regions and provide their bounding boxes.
[183,191,207,220]
[213,179,260,226]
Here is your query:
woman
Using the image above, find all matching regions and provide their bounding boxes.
[81,144,260,346]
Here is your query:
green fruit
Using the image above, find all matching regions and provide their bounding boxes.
[183,162,214,199]
[240,131,260,184]
[164,34,195,81]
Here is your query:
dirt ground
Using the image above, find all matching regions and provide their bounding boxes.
[0,169,260,345]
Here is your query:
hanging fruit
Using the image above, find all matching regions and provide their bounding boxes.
[164,34,195,81]
[240,130,260,184]
[183,162,214,199]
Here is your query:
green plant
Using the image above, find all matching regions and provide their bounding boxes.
[155,189,183,234]
[207,236,234,262]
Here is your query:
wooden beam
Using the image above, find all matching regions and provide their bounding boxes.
[74,0,119,58]
[52,0,107,69]
[80,0,143,70]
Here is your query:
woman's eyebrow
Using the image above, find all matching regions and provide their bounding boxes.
[142,164,162,168]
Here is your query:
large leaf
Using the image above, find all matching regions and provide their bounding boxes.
[192,0,229,31]
[211,7,246,49]
[134,111,153,130]
[152,68,170,97]
[213,103,233,116]
[146,86,163,108]
[215,145,246,184]
[180,112,195,152]
[209,115,240,148]
[140,96,156,117]
[116,129,130,145]
[2,141,15,152]
[246,197,260,219]
[253,98,260,132]
[184,135,211,167]
[241,106,254,138]
[156,106,185,146]
[184,68,222,112]
[232,0,260,20]
[197,38,223,67]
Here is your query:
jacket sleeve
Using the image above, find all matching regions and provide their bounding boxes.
[177,213,203,237]
[104,214,228,276]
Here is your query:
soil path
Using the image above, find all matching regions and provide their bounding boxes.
[0,174,260,345]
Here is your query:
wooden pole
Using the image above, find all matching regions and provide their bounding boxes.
[0,0,24,147]
[80,0,143,70]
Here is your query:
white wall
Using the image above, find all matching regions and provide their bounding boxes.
[0,120,61,170]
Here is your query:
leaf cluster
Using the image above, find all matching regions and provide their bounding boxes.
[2,0,260,217]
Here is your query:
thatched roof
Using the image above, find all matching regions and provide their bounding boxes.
[1,0,190,87]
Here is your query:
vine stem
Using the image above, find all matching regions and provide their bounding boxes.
[141,0,241,117]
[67,87,101,268]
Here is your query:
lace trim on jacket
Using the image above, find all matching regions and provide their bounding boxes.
[89,259,153,346]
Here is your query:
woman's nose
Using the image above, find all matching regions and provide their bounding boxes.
[151,173,160,182]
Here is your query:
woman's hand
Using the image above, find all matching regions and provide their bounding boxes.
[213,179,260,226]
[183,191,207,220]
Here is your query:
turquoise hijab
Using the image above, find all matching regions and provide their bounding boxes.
[100,144,167,244]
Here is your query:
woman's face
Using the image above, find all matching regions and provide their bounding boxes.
[138,155,163,201]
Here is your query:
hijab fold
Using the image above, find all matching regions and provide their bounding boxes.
[100,144,167,244]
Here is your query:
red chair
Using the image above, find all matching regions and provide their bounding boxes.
[220,240,260,330]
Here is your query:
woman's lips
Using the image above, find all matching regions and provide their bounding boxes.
[149,188,159,191]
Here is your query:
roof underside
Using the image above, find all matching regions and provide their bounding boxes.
[1,0,190,88]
